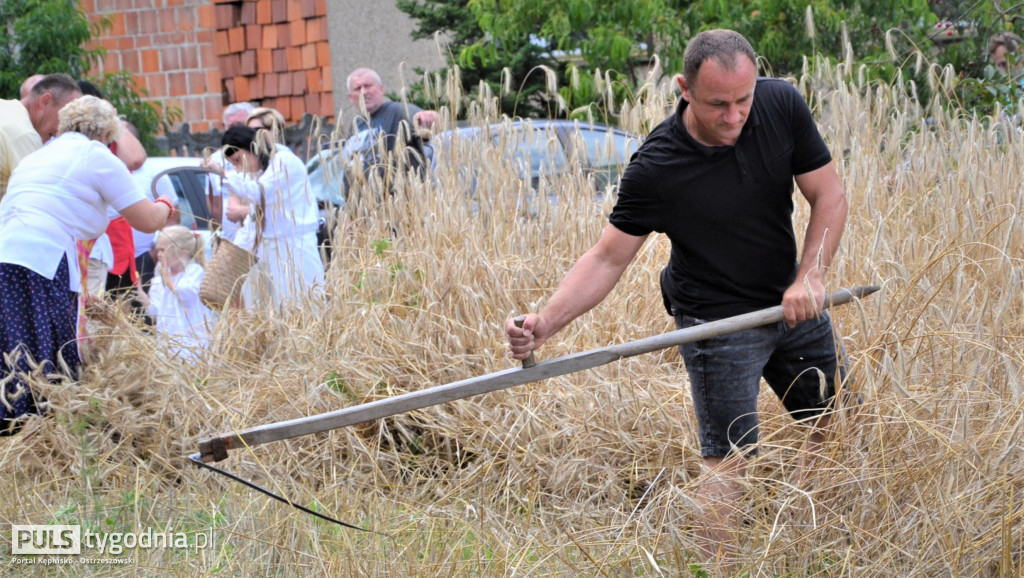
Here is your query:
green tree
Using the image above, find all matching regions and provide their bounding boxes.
[0,0,99,96]
[0,0,177,152]
[396,0,559,118]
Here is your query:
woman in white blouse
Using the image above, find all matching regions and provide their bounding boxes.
[208,125,324,309]
[0,95,172,433]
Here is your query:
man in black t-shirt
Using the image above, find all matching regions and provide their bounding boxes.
[505,29,852,564]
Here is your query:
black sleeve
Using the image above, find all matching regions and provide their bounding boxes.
[783,82,832,176]
[608,155,660,237]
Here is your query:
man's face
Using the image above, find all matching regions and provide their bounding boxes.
[677,55,757,147]
[224,111,249,128]
[28,91,80,142]
[347,73,385,115]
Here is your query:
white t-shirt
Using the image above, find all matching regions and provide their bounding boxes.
[0,132,146,292]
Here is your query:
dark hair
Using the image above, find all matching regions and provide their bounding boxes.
[988,31,1023,57]
[222,125,270,169]
[77,79,104,98]
[29,73,81,105]
[683,29,757,87]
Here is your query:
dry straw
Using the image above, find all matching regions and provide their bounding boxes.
[3,55,1024,576]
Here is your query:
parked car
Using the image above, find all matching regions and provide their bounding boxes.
[307,118,642,204]
[143,155,339,264]
[435,119,642,193]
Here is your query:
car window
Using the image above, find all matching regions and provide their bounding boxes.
[307,151,346,207]
[500,126,567,178]
[175,188,202,232]
[576,128,638,170]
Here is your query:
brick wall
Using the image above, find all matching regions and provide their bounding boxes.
[85,0,334,134]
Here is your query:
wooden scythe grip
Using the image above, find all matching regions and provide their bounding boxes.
[513,315,537,369]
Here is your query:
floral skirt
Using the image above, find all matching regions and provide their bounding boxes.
[0,255,80,433]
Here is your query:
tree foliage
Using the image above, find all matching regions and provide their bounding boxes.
[0,0,177,152]
[0,0,99,96]
[396,0,559,118]
[404,0,1022,121]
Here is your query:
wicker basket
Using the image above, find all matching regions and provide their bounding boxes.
[199,236,258,310]
[197,180,266,310]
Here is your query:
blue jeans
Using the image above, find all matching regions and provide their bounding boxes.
[675,311,850,457]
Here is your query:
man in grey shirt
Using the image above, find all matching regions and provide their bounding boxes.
[345,68,427,175]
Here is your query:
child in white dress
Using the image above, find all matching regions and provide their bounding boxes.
[135,225,211,363]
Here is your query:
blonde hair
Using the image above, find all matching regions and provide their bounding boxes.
[57,95,121,143]
[247,107,286,143]
[159,225,206,268]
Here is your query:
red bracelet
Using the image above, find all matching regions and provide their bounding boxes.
[154,197,174,216]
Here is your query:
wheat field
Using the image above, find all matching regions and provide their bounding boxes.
[2,60,1024,576]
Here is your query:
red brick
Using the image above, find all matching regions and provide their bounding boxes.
[240,50,257,76]
[286,46,302,71]
[148,73,169,98]
[292,70,307,93]
[321,64,331,87]
[160,9,178,33]
[321,92,334,119]
[214,30,231,55]
[141,49,161,73]
[246,24,261,50]
[168,72,189,96]
[224,78,235,100]
[215,3,237,28]
[257,49,274,73]
[198,4,216,29]
[181,45,200,69]
[271,0,287,23]
[276,97,291,119]
[305,17,323,42]
[192,121,211,132]
[316,41,330,67]
[197,29,215,44]
[287,18,305,45]
[228,26,246,53]
[166,0,184,7]
[159,47,180,70]
[278,70,293,96]
[108,12,127,36]
[124,11,140,34]
[205,95,224,121]
[179,7,196,31]
[314,0,326,17]
[305,68,321,91]
[117,36,136,50]
[301,0,316,19]
[221,54,241,77]
[240,2,257,25]
[99,37,118,51]
[248,75,264,99]
[291,96,305,119]
[201,42,219,67]
[303,92,318,116]
[262,25,278,49]
[272,48,287,72]
[256,0,272,24]
[234,76,250,101]
[101,52,122,74]
[287,0,302,21]
[187,71,207,93]
[80,0,96,12]
[276,22,290,47]
[206,70,223,93]
[263,73,279,97]
[184,97,204,120]
[140,10,159,34]
[136,34,153,49]
[300,44,316,70]
[122,51,141,74]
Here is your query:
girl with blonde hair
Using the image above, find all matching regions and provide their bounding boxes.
[135,225,210,363]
